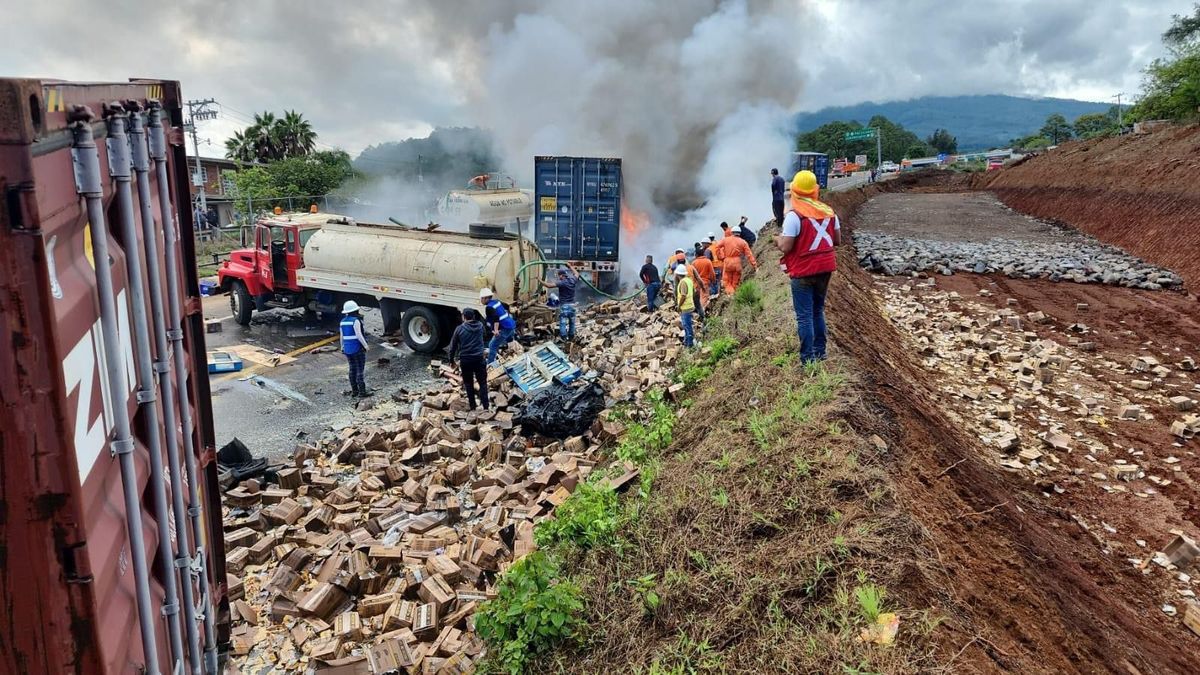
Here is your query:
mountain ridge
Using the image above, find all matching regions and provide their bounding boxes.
[794,94,1112,150]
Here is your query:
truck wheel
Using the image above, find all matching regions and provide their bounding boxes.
[402,306,441,354]
[230,280,253,326]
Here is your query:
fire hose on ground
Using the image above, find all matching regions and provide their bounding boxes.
[516,259,649,302]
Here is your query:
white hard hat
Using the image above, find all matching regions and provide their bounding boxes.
[342,300,360,314]
[479,287,494,299]
[707,232,715,239]
[674,264,688,276]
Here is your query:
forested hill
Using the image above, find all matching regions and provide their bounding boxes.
[794,95,1110,150]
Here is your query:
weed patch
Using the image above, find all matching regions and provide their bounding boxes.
[734,279,764,312]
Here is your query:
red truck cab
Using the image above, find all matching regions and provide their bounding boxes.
[218,212,325,324]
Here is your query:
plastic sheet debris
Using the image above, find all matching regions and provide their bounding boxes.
[514,381,606,438]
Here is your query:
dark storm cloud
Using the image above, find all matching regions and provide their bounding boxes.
[1,0,1190,151]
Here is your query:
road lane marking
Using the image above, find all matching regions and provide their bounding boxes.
[217,335,339,382]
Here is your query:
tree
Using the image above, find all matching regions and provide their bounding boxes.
[1130,6,1200,122]
[925,128,957,154]
[224,130,255,163]
[904,143,932,159]
[225,150,358,208]
[1073,112,1116,139]
[1039,114,1073,144]
[276,110,317,157]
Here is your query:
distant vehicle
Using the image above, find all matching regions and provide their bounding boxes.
[218,212,543,352]
[987,158,1004,171]
[791,151,830,188]
[879,161,900,173]
[437,172,535,231]
[533,156,623,292]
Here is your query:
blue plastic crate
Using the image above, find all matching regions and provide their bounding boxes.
[503,342,581,393]
[207,350,243,374]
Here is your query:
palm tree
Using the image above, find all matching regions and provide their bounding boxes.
[249,111,281,162]
[224,130,255,162]
[276,110,316,157]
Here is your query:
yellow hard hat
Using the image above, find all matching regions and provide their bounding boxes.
[791,170,818,198]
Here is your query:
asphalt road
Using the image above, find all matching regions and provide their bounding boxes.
[202,294,437,463]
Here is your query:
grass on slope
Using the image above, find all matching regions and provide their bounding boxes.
[533,273,941,673]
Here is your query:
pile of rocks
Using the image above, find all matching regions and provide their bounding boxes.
[856,231,1184,289]
[224,300,685,673]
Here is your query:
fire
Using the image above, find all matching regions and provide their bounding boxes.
[621,208,650,240]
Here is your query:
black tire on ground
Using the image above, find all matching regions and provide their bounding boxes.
[402,305,442,354]
[230,280,253,326]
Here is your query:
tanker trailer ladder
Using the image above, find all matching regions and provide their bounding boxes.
[148,101,219,673]
[517,259,646,302]
[104,104,192,674]
[71,106,163,675]
[128,102,204,674]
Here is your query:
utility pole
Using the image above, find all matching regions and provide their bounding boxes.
[185,99,218,212]
[1113,92,1125,128]
[875,127,882,169]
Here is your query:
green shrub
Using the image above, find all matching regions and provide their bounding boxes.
[734,280,763,311]
[476,552,584,674]
[706,336,737,363]
[535,481,620,550]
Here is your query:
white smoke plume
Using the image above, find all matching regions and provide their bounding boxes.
[413,0,809,274]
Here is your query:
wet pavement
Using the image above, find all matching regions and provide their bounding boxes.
[201,295,437,463]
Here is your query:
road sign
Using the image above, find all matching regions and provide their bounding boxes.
[855,154,867,166]
[844,128,877,141]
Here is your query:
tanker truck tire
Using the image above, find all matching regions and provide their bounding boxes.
[230,280,253,326]
[402,306,441,354]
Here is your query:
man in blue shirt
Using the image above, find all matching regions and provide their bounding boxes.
[771,168,786,226]
[540,266,579,341]
[339,300,370,398]
[480,287,517,364]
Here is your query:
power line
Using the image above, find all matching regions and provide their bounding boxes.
[186,98,218,210]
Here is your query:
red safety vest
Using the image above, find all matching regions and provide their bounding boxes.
[782,196,839,278]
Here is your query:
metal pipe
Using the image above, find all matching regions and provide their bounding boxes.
[128,104,203,674]
[105,105,189,674]
[148,102,219,673]
[69,106,162,675]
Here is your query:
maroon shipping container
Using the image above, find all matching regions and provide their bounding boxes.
[0,79,228,674]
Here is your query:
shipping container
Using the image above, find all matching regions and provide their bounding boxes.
[0,78,228,673]
[791,151,829,189]
[533,156,621,289]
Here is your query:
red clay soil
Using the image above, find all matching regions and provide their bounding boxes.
[820,183,1198,674]
[984,124,1200,291]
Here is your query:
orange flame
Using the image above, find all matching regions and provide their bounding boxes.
[621,208,650,240]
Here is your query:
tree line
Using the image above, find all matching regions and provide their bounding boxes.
[221,110,358,206]
[794,116,958,165]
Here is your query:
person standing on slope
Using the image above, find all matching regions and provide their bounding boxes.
[774,169,840,364]
[715,225,757,294]
[771,168,786,227]
[674,264,696,348]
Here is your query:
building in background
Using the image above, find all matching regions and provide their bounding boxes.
[187,155,241,228]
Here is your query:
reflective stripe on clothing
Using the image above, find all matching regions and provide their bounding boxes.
[487,298,516,330]
[340,316,365,355]
[676,276,696,311]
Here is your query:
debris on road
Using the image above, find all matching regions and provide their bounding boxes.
[224,299,684,672]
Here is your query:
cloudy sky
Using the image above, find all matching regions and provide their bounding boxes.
[0,0,1190,157]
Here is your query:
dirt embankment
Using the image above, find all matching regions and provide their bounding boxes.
[824,184,1196,673]
[983,125,1200,290]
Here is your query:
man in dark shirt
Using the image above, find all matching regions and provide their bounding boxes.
[771,168,786,226]
[539,266,579,340]
[640,255,661,311]
[733,215,758,246]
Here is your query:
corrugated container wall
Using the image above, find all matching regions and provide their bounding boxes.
[533,156,622,264]
[0,78,228,674]
[791,152,830,189]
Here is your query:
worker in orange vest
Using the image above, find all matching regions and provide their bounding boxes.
[715,227,757,294]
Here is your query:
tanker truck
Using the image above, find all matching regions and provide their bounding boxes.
[436,172,535,231]
[217,211,543,353]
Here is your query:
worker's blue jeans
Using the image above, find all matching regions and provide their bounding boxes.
[487,326,515,364]
[645,282,661,310]
[681,310,695,348]
[558,303,577,339]
[790,272,831,363]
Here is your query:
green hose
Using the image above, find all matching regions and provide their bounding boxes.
[516,259,647,301]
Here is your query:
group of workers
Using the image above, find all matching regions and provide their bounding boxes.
[339,165,841,409]
[640,217,760,348]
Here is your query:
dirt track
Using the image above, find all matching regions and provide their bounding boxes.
[823,182,1199,673]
